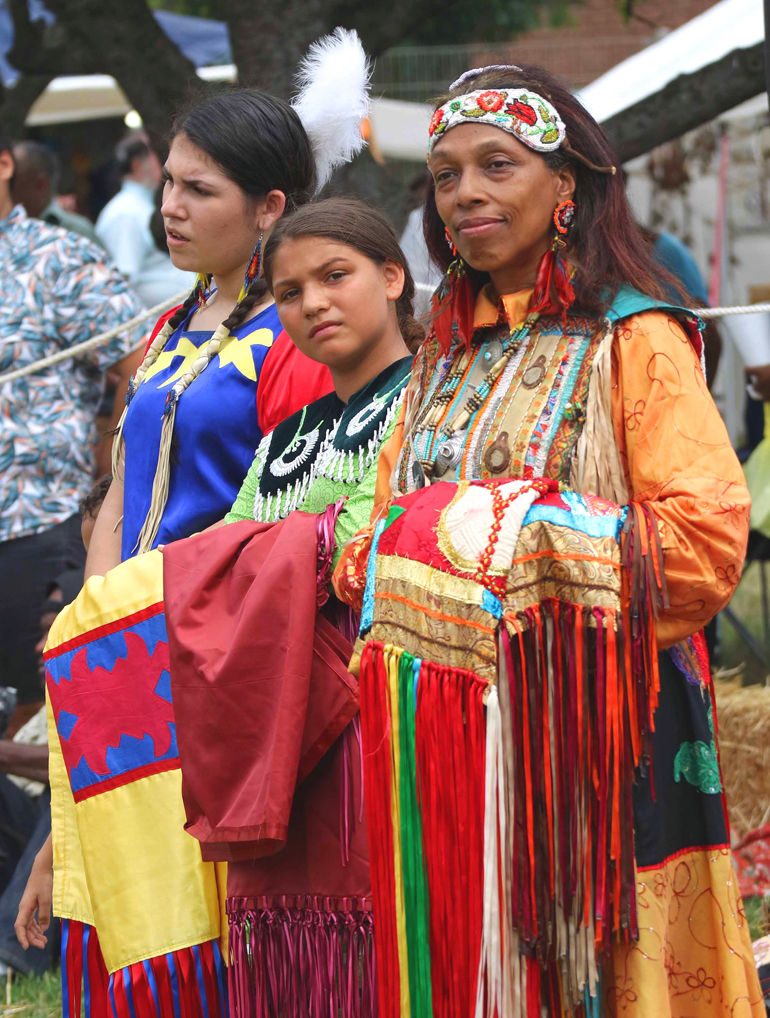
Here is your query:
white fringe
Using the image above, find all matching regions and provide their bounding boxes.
[475,686,504,1018]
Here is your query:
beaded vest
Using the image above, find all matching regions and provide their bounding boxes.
[397,313,601,491]
[395,285,701,497]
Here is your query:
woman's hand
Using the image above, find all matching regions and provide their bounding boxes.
[746,363,770,402]
[14,834,53,950]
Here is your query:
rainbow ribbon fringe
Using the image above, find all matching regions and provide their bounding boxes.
[356,482,665,1018]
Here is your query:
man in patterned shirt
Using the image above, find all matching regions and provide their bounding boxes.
[0,127,143,719]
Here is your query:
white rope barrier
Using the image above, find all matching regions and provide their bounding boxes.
[2,290,770,390]
[695,302,770,319]
[415,281,770,322]
[0,291,188,389]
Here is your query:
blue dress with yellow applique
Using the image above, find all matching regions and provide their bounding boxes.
[121,303,281,558]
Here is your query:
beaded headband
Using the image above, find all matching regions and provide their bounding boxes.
[428,88,566,154]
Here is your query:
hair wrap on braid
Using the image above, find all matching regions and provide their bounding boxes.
[111,288,201,485]
[112,36,372,554]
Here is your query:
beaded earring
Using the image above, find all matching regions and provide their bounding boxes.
[530,200,577,320]
[553,199,576,238]
[193,273,212,308]
[239,231,264,302]
[444,225,457,258]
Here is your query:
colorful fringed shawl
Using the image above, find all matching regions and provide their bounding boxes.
[354,479,761,1018]
[44,551,228,1018]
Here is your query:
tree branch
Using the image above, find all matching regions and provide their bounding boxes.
[219,0,328,95]
[5,0,202,143]
[603,42,765,163]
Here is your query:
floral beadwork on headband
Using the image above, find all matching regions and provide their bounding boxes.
[427,88,566,153]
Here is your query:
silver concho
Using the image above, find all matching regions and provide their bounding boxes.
[432,438,462,478]
[480,339,503,368]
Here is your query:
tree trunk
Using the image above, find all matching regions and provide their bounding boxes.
[0,75,53,137]
[5,0,201,144]
[603,41,765,164]
[221,0,327,97]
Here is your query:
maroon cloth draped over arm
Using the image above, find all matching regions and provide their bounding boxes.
[163,516,358,862]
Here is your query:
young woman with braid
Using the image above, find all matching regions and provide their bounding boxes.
[16,30,373,1009]
[85,89,332,577]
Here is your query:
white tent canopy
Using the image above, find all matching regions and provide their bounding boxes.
[577,0,765,124]
[26,64,434,161]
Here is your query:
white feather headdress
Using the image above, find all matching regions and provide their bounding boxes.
[291,27,371,192]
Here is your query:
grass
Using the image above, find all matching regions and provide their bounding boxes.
[746,895,769,942]
[0,970,60,1018]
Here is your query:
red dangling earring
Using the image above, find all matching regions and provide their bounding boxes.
[553,199,577,236]
[444,225,457,258]
[531,200,577,321]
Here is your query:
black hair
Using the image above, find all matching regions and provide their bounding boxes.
[424,63,673,315]
[12,140,60,192]
[115,132,153,176]
[79,473,112,521]
[263,196,425,351]
[165,88,317,335]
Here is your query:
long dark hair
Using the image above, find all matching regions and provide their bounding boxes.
[263,197,425,350]
[165,88,317,334]
[424,64,674,316]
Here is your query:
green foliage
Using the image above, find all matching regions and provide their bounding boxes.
[148,0,573,45]
[146,0,223,17]
[2,968,62,1018]
[336,0,573,46]
[745,895,768,942]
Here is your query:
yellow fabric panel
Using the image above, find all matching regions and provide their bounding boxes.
[45,549,225,974]
[376,551,488,610]
[385,645,411,1018]
[605,847,764,1018]
[46,693,94,926]
[75,770,221,973]
[45,549,164,652]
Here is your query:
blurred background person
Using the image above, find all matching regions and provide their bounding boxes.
[11,140,102,247]
[0,125,142,733]
[96,131,193,307]
[644,225,723,389]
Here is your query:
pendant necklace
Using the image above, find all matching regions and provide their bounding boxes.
[429,311,540,479]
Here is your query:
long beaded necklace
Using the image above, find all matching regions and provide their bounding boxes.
[475,477,554,593]
[415,310,541,484]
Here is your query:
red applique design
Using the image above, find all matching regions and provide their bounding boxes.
[506,100,537,125]
[477,90,505,112]
[50,631,173,779]
[429,108,445,137]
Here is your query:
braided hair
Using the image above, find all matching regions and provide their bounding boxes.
[114,89,316,554]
